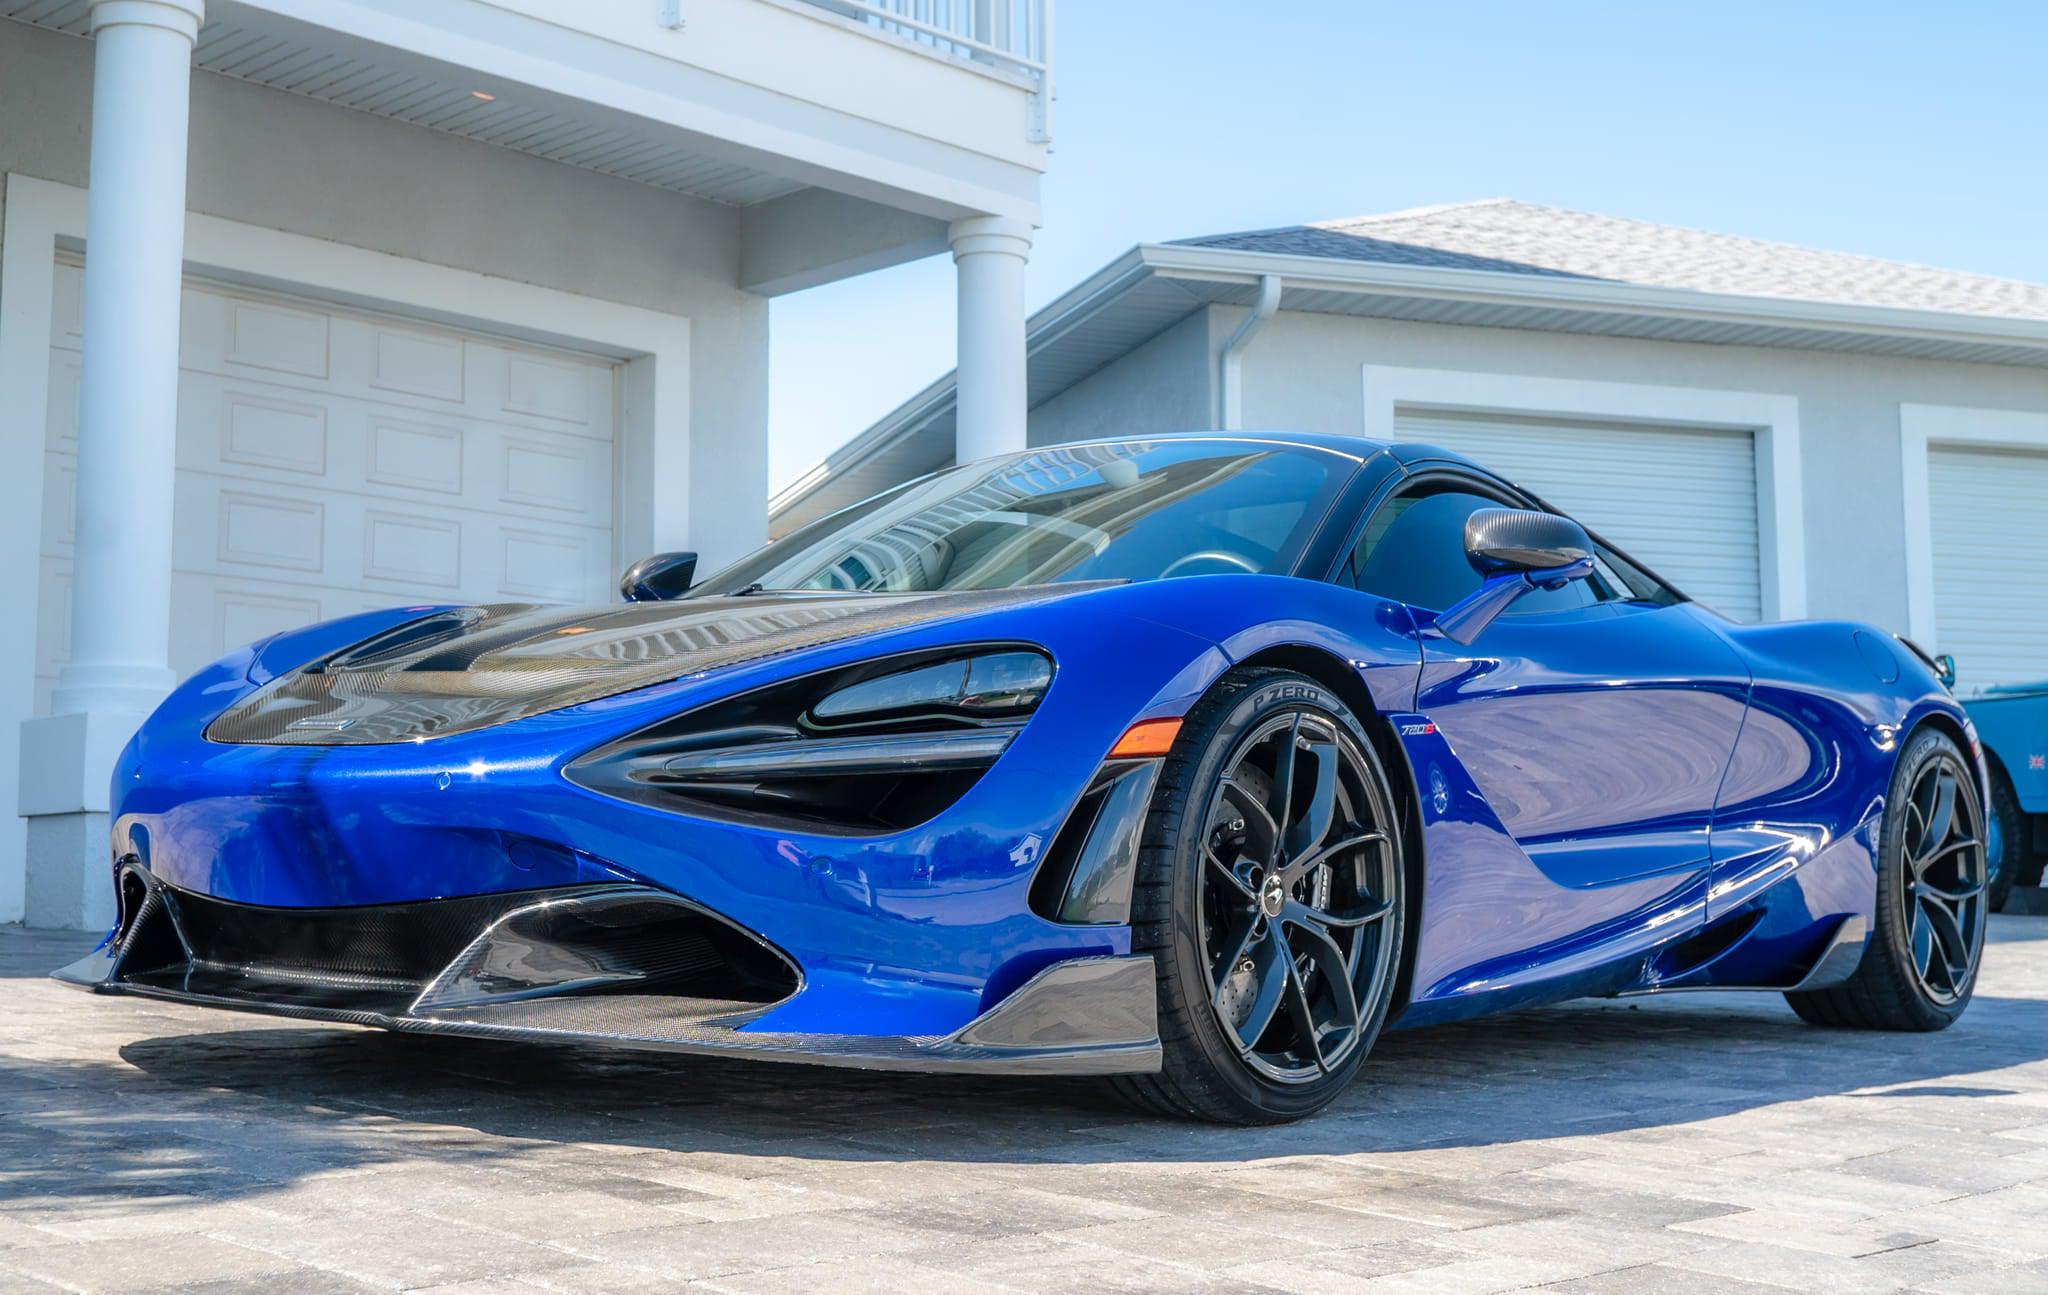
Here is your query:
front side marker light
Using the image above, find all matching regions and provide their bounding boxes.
[1109,717,1182,759]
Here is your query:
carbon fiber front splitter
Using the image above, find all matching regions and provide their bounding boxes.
[52,872,1161,1077]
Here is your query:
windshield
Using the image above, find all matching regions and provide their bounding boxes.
[696,440,1352,596]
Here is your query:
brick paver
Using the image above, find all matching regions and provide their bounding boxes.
[5,917,2048,1293]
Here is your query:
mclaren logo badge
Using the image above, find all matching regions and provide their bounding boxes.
[288,717,356,731]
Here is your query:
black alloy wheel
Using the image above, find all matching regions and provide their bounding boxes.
[1896,751,1989,1007]
[1787,727,1987,1031]
[1113,667,1406,1124]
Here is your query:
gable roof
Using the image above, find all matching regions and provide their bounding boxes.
[1175,199,2048,322]
[772,200,2048,533]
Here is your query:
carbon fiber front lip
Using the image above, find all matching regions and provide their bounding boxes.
[58,952,1162,1077]
[52,873,1161,1077]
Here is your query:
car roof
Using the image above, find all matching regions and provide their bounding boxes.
[1038,429,1487,472]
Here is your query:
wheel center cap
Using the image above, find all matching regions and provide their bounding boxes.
[1259,876,1286,918]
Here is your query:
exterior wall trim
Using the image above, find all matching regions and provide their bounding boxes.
[1899,401,2048,646]
[1361,364,1808,622]
[0,171,695,922]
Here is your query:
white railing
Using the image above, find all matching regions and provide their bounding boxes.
[797,0,1053,136]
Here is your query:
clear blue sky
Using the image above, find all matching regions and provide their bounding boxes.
[767,0,2048,491]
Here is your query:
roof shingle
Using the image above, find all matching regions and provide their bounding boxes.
[1174,199,2048,322]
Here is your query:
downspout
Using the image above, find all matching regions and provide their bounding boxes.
[1217,273,1282,430]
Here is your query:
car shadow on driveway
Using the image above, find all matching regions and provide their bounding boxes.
[5,918,2046,1216]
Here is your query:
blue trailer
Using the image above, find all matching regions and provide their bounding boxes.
[1965,680,2048,911]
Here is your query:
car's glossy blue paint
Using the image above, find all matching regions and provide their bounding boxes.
[99,432,1980,1060]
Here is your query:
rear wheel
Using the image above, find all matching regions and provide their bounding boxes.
[1786,728,1987,1031]
[1110,668,1406,1124]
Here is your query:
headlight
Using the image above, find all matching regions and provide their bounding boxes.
[565,646,1053,834]
[808,651,1052,728]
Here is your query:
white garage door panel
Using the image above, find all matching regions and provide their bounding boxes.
[1929,445,2048,695]
[37,265,620,713]
[1395,410,1764,623]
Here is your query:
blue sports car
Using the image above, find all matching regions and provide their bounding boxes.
[58,432,1990,1124]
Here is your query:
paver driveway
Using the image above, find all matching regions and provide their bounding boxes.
[5,916,2048,1294]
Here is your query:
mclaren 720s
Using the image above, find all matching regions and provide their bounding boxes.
[59,432,1989,1124]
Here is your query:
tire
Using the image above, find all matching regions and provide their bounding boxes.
[1987,763,2025,913]
[1108,667,1407,1124]
[1786,727,1987,1031]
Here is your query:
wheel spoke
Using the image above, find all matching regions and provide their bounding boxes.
[1910,903,1935,980]
[1222,780,1281,862]
[1283,962,1329,1076]
[1915,772,1959,874]
[1269,714,1303,848]
[1285,896,1392,930]
[1204,841,1256,901]
[1919,836,1982,877]
[1920,893,1971,978]
[1288,917,1362,1037]
[1210,916,1263,1006]
[1232,928,1291,1051]
[1283,740,1339,865]
[1919,877,1985,905]
[1282,831,1387,887]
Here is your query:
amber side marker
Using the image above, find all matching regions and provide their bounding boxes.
[1108,716,1182,759]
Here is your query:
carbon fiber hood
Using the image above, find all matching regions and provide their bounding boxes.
[206,586,1094,746]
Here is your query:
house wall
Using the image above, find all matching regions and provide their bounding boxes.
[0,20,771,562]
[1027,310,1217,448]
[1233,308,2048,633]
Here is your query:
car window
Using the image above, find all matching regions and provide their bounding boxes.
[691,440,1349,596]
[1346,482,1607,614]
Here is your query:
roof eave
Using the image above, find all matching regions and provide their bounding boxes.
[1136,243,2048,352]
[770,243,2048,525]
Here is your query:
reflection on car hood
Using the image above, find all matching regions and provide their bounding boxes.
[206,587,1099,746]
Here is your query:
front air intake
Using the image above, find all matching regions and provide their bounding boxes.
[111,879,801,1025]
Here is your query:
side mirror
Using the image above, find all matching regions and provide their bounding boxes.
[1933,653,1957,690]
[619,551,698,602]
[1434,509,1595,645]
[1465,507,1593,575]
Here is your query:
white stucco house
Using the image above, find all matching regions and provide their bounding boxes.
[776,197,2048,691]
[0,0,1052,928]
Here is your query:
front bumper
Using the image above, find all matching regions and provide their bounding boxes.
[54,867,1160,1076]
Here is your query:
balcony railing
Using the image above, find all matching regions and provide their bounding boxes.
[797,0,1053,136]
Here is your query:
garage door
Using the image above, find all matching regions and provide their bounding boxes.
[1929,444,2048,696]
[1394,409,1764,623]
[36,265,619,713]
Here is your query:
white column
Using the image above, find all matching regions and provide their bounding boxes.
[18,0,202,930]
[948,215,1032,464]
[55,0,204,716]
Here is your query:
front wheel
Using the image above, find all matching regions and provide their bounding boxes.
[1109,668,1407,1124]
[1786,727,1987,1031]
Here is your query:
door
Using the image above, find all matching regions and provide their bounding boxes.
[1928,442,2048,695]
[38,265,620,712]
[1395,409,1765,623]
[1347,475,1751,1000]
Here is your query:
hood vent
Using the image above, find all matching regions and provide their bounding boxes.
[206,587,1087,746]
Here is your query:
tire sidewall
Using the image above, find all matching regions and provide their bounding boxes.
[1157,672,1405,1121]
